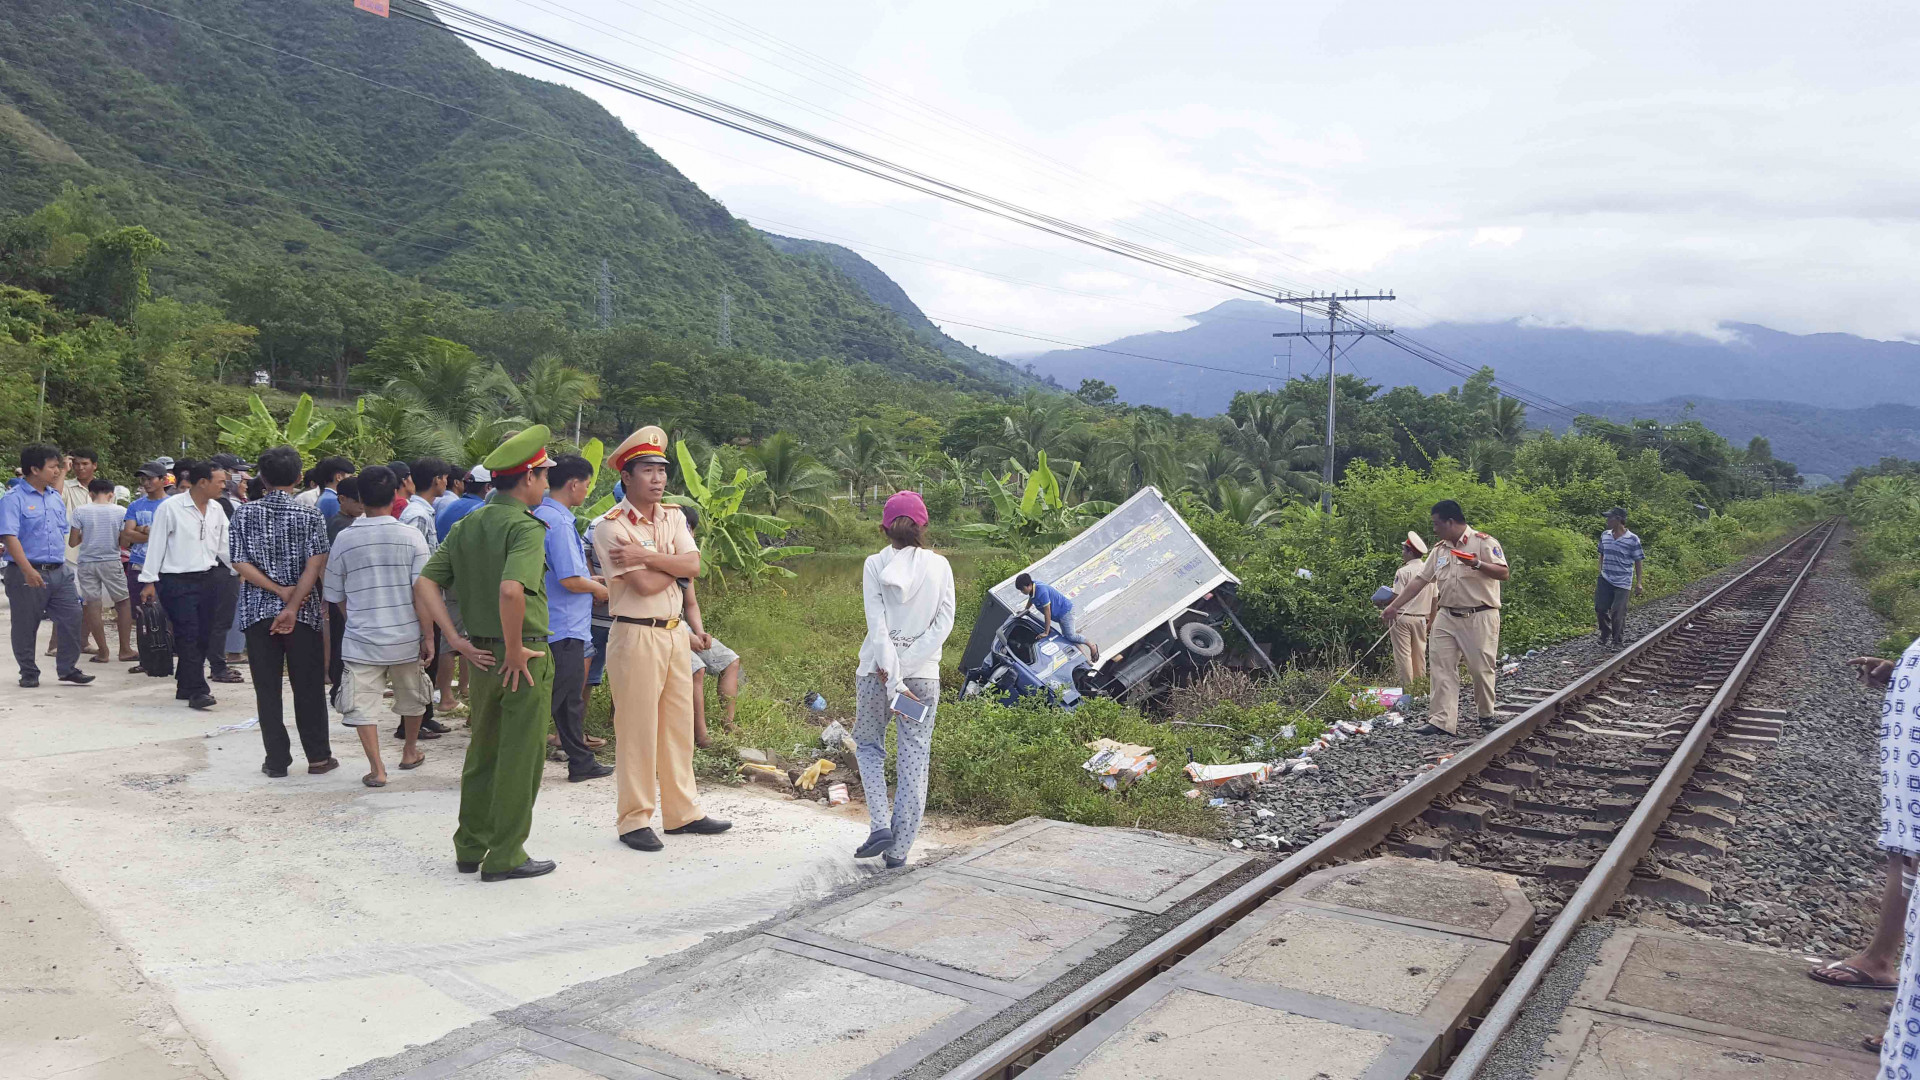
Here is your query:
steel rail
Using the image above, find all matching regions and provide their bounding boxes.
[939,520,1834,1080]
[1440,519,1835,1078]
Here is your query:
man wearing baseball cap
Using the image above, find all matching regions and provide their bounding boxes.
[414,427,560,882]
[595,424,729,852]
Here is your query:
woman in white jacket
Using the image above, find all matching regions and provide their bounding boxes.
[853,491,955,868]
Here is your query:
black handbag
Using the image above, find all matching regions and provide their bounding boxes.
[135,599,173,678]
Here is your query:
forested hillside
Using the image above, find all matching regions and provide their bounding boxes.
[0,0,1026,388]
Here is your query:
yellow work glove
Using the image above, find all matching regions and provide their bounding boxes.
[796,758,836,790]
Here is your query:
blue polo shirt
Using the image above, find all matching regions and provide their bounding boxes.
[0,481,70,565]
[436,492,484,542]
[317,487,340,523]
[534,495,592,643]
[1030,581,1071,618]
[125,495,164,566]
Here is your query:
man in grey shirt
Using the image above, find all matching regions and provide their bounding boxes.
[322,466,432,787]
[69,478,135,662]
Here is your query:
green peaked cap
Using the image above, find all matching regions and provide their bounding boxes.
[482,424,554,475]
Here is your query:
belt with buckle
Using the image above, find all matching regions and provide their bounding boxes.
[615,615,683,629]
[27,562,63,572]
[1444,604,1494,617]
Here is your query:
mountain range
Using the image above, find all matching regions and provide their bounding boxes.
[1020,299,1920,474]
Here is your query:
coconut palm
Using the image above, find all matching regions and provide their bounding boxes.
[1483,395,1528,444]
[1224,401,1320,502]
[976,390,1079,470]
[831,424,895,512]
[1185,445,1248,492]
[749,432,835,517]
[516,355,600,432]
[1212,477,1282,527]
[1097,414,1177,496]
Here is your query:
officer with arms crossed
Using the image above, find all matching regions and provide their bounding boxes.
[596,426,730,853]
[1380,500,1509,735]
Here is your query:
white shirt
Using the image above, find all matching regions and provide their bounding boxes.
[138,492,230,582]
[857,545,955,696]
[433,490,459,512]
[402,495,438,552]
[293,487,323,508]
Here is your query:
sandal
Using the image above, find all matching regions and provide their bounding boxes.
[400,753,426,771]
[363,773,387,788]
[1866,1035,1884,1053]
[1809,961,1897,990]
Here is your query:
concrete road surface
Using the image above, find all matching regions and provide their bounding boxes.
[0,608,947,1080]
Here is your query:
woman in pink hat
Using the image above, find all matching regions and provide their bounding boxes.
[852,491,955,868]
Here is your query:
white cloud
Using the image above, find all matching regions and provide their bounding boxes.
[459,0,1920,354]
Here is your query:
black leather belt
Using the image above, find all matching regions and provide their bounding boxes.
[26,562,62,571]
[1444,605,1494,617]
[614,615,683,628]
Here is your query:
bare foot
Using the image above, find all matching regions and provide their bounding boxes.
[118,652,139,662]
[695,732,712,749]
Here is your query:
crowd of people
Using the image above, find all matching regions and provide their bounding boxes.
[0,422,951,881]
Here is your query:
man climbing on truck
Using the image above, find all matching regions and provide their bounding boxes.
[1014,572,1099,663]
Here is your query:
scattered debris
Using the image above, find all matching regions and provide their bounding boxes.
[804,692,827,712]
[1185,761,1272,788]
[1351,686,1407,711]
[204,717,261,738]
[1082,738,1159,790]
[1294,567,1314,580]
[827,781,850,806]
[819,720,849,747]
[737,747,771,766]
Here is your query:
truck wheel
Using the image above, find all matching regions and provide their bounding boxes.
[1177,622,1225,658]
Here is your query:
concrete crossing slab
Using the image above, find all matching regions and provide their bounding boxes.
[1281,856,1534,943]
[1532,1011,1875,1080]
[1013,975,1435,1080]
[1175,902,1514,1057]
[524,936,1011,1080]
[941,818,1248,913]
[1569,927,1884,1064]
[767,871,1137,995]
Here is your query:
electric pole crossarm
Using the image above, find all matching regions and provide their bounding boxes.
[1271,329,1389,338]
[1266,293,1397,511]
[1274,293,1396,305]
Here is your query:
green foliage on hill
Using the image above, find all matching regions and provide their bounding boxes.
[0,0,1022,389]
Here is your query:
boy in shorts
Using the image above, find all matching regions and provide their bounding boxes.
[69,478,135,662]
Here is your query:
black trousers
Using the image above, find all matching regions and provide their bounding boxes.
[207,569,240,675]
[246,619,332,769]
[1595,578,1632,645]
[4,562,82,680]
[548,637,596,773]
[156,571,218,700]
[327,601,346,687]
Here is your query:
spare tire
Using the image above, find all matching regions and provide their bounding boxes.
[1177,621,1226,658]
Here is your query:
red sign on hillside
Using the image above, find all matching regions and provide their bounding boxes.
[354,0,390,16]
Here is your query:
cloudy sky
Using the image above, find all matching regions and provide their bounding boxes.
[457,0,1920,355]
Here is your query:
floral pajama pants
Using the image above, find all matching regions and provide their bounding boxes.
[853,673,939,863]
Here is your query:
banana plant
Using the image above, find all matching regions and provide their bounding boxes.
[570,436,615,535]
[956,451,1113,546]
[666,441,813,585]
[216,392,335,464]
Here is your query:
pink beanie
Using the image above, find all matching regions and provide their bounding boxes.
[883,490,929,528]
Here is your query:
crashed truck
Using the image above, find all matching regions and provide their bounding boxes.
[958,486,1270,708]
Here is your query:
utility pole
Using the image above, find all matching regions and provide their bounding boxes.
[597,258,613,329]
[1273,292,1395,511]
[717,287,733,350]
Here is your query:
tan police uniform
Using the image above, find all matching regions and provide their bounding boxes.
[595,431,702,835]
[1413,525,1507,733]
[1390,556,1434,684]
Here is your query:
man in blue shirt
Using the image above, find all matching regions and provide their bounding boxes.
[435,465,489,542]
[120,462,169,606]
[1014,571,1099,662]
[0,444,93,688]
[1596,507,1645,649]
[537,455,613,782]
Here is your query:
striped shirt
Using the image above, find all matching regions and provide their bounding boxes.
[1598,528,1644,589]
[322,516,430,665]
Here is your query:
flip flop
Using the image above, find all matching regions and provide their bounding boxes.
[1809,961,1897,990]
[400,753,426,771]
[363,774,387,788]
[1866,1035,1884,1053]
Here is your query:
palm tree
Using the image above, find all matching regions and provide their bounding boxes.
[1483,396,1528,444]
[516,355,600,433]
[977,390,1079,470]
[1464,438,1515,482]
[749,432,835,517]
[1097,414,1177,497]
[1185,445,1248,492]
[1211,477,1282,527]
[1224,401,1320,502]
[832,424,895,512]
[361,335,527,459]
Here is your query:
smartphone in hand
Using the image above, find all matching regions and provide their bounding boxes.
[891,692,930,724]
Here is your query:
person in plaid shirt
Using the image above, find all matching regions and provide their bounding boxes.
[229,445,335,777]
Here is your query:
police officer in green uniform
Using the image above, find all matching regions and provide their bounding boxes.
[414,427,559,882]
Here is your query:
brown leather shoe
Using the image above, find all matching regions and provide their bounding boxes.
[308,758,341,775]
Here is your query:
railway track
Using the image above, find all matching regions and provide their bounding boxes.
[940,520,1839,1080]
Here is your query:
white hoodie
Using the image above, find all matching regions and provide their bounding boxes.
[857,544,956,697]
